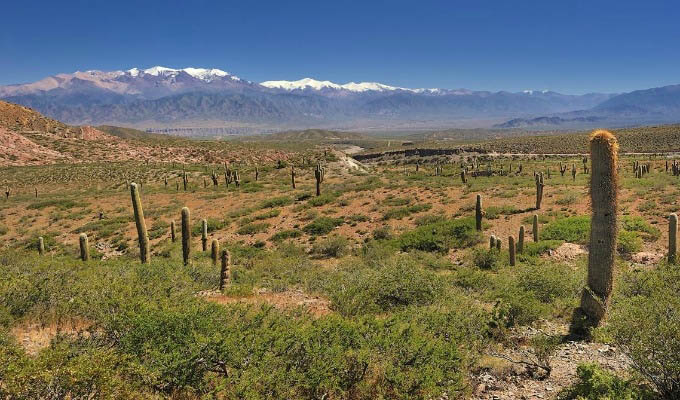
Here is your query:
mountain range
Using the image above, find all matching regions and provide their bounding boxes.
[2,66,679,135]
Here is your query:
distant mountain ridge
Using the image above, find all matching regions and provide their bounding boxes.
[493,84,680,129]
[3,66,678,133]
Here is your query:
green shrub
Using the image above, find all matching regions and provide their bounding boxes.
[303,217,344,235]
[608,265,680,398]
[329,259,444,316]
[270,229,302,241]
[617,230,642,254]
[542,216,590,243]
[557,363,653,400]
[26,199,87,210]
[311,235,350,258]
[383,203,432,220]
[372,225,393,240]
[396,217,481,253]
[471,248,500,270]
[236,222,270,235]
[307,193,337,207]
[259,196,293,209]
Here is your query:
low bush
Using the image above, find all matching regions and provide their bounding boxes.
[303,217,344,235]
[259,196,293,209]
[236,222,270,235]
[608,265,680,398]
[311,235,349,258]
[557,363,653,400]
[396,217,481,253]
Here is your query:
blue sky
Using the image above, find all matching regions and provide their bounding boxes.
[1,0,678,94]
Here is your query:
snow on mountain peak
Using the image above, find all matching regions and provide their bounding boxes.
[260,78,407,93]
[125,66,239,81]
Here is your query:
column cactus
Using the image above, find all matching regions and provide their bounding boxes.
[201,219,208,251]
[460,170,467,183]
[495,237,501,250]
[211,239,220,266]
[532,214,539,242]
[518,226,525,253]
[37,236,45,256]
[181,207,191,266]
[580,130,619,325]
[79,233,89,261]
[315,163,323,196]
[220,249,231,290]
[489,235,496,250]
[670,213,678,264]
[475,194,482,231]
[130,183,150,264]
[255,166,259,181]
[509,236,516,266]
[170,220,176,242]
[535,172,544,209]
[291,166,296,189]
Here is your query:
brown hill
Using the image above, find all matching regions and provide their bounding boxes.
[0,100,295,167]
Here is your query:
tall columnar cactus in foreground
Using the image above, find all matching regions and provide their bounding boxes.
[571,164,576,180]
[315,163,324,196]
[211,239,220,266]
[670,213,678,264]
[580,130,619,326]
[460,170,467,183]
[220,249,231,290]
[489,235,496,250]
[475,194,482,231]
[130,183,150,264]
[495,237,501,250]
[535,173,544,209]
[201,219,208,251]
[508,236,516,266]
[518,226,525,253]
[532,214,539,242]
[79,233,89,261]
[291,167,296,189]
[255,166,259,181]
[170,220,176,242]
[37,236,45,255]
[181,207,191,266]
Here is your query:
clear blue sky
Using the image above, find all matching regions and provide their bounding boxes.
[1,0,678,94]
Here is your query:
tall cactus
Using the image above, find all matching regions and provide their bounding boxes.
[489,235,496,250]
[532,214,539,242]
[518,225,525,253]
[291,166,296,189]
[580,130,619,325]
[535,173,544,209]
[211,239,220,266]
[670,213,678,264]
[315,163,323,196]
[475,194,482,231]
[181,207,191,266]
[201,219,208,251]
[37,236,45,256]
[170,220,176,242]
[460,170,467,183]
[220,249,231,290]
[79,233,89,261]
[255,166,259,181]
[509,236,516,266]
[130,183,150,264]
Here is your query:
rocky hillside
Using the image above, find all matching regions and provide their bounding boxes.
[0,100,295,167]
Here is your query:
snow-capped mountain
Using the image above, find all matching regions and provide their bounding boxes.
[0,66,621,133]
